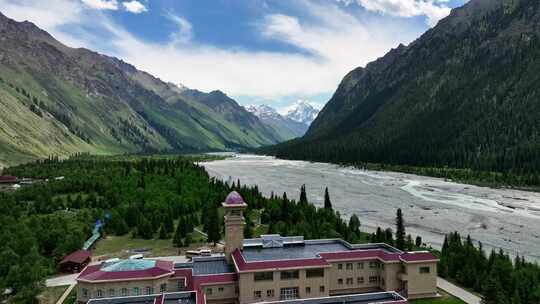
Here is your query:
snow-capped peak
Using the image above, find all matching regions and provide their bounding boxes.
[283,100,320,125]
[246,104,282,120]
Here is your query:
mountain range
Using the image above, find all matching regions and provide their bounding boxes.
[0,12,287,167]
[246,102,320,140]
[265,0,540,179]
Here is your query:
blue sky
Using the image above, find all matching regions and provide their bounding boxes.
[0,0,466,111]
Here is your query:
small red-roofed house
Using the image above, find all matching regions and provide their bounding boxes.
[59,250,91,273]
[0,175,17,184]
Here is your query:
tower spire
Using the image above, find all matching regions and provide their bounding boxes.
[222,191,247,263]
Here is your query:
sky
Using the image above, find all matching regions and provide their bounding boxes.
[0,0,466,111]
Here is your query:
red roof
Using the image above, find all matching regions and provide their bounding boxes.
[193,273,237,304]
[399,252,438,262]
[193,273,237,285]
[60,250,91,265]
[232,249,330,272]
[173,268,194,290]
[0,175,17,182]
[77,260,174,282]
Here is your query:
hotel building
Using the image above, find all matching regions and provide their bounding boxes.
[77,191,438,304]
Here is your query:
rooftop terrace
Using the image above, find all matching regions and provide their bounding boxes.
[192,256,234,275]
[241,237,402,262]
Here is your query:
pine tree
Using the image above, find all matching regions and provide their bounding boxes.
[178,217,187,238]
[406,234,414,251]
[158,224,167,239]
[299,184,308,204]
[164,212,174,233]
[348,214,361,235]
[138,216,154,239]
[281,192,290,223]
[173,224,184,248]
[415,236,422,247]
[207,204,220,245]
[511,290,521,304]
[184,233,192,248]
[375,227,383,242]
[482,273,509,304]
[395,208,406,250]
[384,228,394,246]
[324,187,332,210]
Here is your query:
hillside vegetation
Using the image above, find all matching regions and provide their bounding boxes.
[0,155,363,303]
[264,0,540,187]
[0,12,283,166]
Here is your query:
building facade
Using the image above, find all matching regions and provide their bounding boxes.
[77,191,438,304]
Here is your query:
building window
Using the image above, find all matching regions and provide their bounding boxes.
[133,287,140,296]
[338,278,343,285]
[337,263,343,270]
[320,286,325,293]
[306,287,311,294]
[369,262,378,268]
[420,266,431,274]
[382,278,385,286]
[381,263,385,270]
[346,278,353,285]
[96,290,103,298]
[82,288,89,298]
[121,288,128,296]
[357,262,364,269]
[357,277,364,284]
[254,291,262,299]
[369,276,378,283]
[346,263,353,270]
[160,284,167,293]
[267,289,275,297]
[306,268,324,278]
[108,289,115,297]
[280,270,299,280]
[235,287,239,294]
[206,288,213,295]
[218,287,224,293]
[146,287,153,295]
[280,287,299,300]
[255,271,274,281]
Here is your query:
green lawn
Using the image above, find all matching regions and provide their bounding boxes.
[93,230,212,259]
[410,290,467,304]
[37,285,69,304]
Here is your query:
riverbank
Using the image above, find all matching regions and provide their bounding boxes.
[202,154,540,262]
[358,162,540,193]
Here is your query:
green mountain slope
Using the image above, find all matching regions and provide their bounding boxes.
[0,12,282,166]
[265,0,540,180]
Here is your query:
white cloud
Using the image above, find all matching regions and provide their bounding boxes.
[165,13,193,45]
[122,0,147,14]
[0,0,427,103]
[0,0,84,29]
[81,0,118,10]
[339,0,452,26]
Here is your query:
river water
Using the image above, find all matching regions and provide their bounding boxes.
[201,154,540,261]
